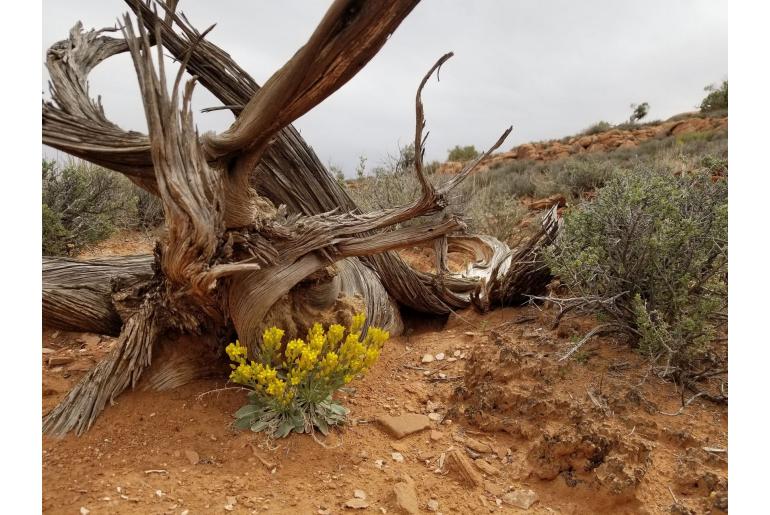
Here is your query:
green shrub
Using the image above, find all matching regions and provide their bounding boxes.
[447,145,479,162]
[545,163,727,374]
[42,159,163,255]
[700,80,728,113]
[582,121,612,135]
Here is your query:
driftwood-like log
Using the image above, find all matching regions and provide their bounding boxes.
[42,255,154,335]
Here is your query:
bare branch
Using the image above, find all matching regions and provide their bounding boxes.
[414,52,453,196]
[43,23,156,187]
[201,0,421,161]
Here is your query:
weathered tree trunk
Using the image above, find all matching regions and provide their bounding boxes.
[41,0,554,435]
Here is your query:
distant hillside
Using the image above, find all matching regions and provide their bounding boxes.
[437,112,727,175]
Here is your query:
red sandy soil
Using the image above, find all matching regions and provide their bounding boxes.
[42,234,727,514]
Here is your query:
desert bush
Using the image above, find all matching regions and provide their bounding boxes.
[545,163,727,375]
[42,159,164,255]
[462,184,527,242]
[227,314,388,437]
[447,144,479,162]
[582,121,612,135]
[700,80,728,113]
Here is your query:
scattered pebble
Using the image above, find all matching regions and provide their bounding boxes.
[222,495,238,511]
[184,449,199,465]
[428,412,442,422]
[354,489,367,500]
[393,480,419,514]
[374,459,385,470]
[421,354,434,363]
[155,490,163,498]
[435,353,445,361]
[392,452,405,463]
[453,350,461,357]
[376,414,431,439]
[344,498,369,509]
[502,489,539,509]
[427,499,440,512]
[79,508,90,515]
[430,430,445,442]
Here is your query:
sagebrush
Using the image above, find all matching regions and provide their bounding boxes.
[42,160,163,255]
[545,160,727,376]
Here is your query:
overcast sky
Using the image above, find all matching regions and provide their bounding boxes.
[42,1,727,175]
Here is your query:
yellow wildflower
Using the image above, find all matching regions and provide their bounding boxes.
[319,351,340,378]
[350,312,366,334]
[261,327,285,362]
[285,338,306,362]
[225,340,248,365]
[326,324,345,349]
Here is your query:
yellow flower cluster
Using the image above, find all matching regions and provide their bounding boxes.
[225,314,389,410]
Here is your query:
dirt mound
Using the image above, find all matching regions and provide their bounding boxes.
[436,114,728,174]
[451,319,727,513]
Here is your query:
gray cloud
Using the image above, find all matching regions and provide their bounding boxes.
[43,0,727,175]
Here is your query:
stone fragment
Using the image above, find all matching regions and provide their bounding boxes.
[376,414,431,439]
[393,481,419,514]
[502,489,538,510]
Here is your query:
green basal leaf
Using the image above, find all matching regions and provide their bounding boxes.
[235,404,261,418]
[234,414,256,429]
[315,415,329,436]
[274,418,294,438]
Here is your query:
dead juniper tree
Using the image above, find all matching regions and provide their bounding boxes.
[42,0,557,435]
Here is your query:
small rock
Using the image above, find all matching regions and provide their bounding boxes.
[474,459,500,476]
[79,508,90,515]
[374,459,385,470]
[428,412,442,422]
[181,511,189,515]
[421,354,434,363]
[344,498,369,509]
[447,357,457,362]
[427,499,440,512]
[391,441,409,452]
[464,437,493,454]
[318,509,331,515]
[453,350,461,357]
[392,452,405,463]
[393,481,419,514]
[155,490,163,498]
[354,489,367,500]
[376,414,431,439]
[484,481,505,497]
[430,430,444,442]
[184,449,199,465]
[224,496,237,511]
[41,347,56,354]
[48,355,74,366]
[502,489,538,510]
[434,352,445,361]
[51,331,60,339]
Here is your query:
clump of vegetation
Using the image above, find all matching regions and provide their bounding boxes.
[227,314,389,438]
[42,159,162,255]
[545,161,727,378]
[582,121,612,135]
[700,80,728,113]
[447,144,479,162]
[629,101,650,124]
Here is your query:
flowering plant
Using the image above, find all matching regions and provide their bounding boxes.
[226,313,389,438]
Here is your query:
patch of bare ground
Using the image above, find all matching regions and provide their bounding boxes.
[42,305,726,514]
